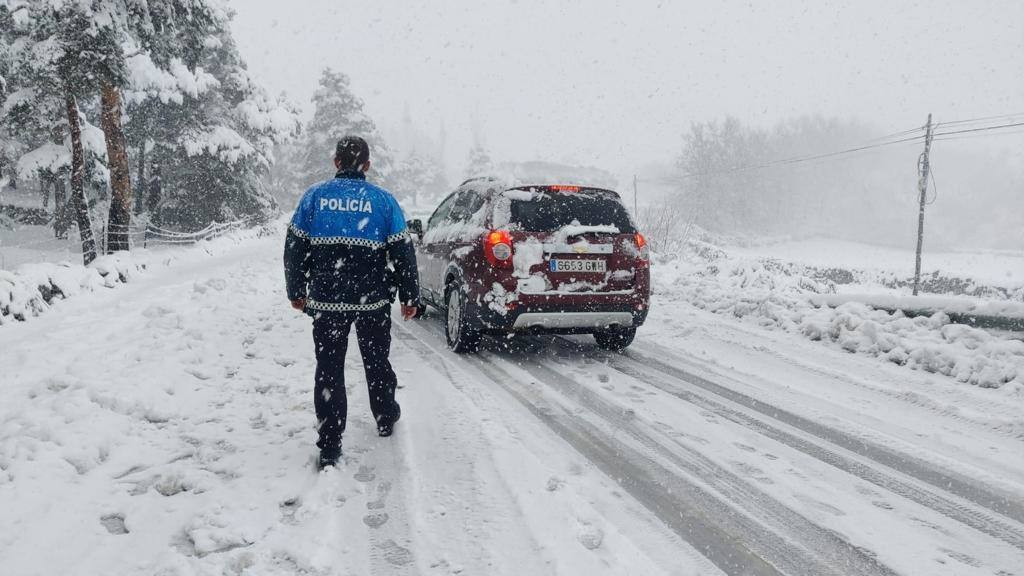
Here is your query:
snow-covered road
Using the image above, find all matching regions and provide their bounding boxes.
[2,233,1022,576]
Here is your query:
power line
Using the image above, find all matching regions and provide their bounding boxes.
[935,112,1024,128]
[637,132,925,185]
[932,128,1024,143]
[931,121,1024,138]
[769,133,925,167]
[926,165,938,205]
[867,124,926,142]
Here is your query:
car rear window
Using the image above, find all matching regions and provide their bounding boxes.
[507,190,636,233]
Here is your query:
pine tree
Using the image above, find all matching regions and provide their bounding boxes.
[4,1,111,264]
[298,68,394,190]
[390,154,448,206]
[3,0,297,246]
[120,2,298,230]
[465,144,494,179]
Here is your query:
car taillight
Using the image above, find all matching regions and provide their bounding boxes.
[635,233,650,263]
[484,230,514,268]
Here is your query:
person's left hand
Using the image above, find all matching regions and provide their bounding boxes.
[401,304,418,321]
[291,298,306,311]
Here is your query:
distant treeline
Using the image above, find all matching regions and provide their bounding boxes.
[668,116,1024,250]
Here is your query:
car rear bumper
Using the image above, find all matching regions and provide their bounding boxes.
[512,311,635,331]
[470,295,650,335]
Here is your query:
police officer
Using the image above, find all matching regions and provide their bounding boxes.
[284,136,420,469]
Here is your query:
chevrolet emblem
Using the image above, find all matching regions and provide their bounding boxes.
[573,245,588,254]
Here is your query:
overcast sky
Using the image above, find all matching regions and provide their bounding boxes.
[227,0,1024,180]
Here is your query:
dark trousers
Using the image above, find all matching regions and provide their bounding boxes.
[311,307,400,451]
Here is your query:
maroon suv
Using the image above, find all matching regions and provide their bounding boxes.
[411,178,650,353]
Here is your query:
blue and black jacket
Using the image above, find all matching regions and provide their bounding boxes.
[284,170,419,314]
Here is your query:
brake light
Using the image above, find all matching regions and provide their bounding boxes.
[484,230,514,268]
[549,185,580,192]
[635,233,650,263]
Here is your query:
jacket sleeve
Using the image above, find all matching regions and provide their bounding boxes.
[385,197,420,307]
[283,194,313,301]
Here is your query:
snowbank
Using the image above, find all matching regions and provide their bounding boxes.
[809,293,1024,320]
[653,243,1024,390]
[0,254,139,325]
[0,223,280,326]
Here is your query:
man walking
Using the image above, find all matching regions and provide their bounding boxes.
[284,136,420,469]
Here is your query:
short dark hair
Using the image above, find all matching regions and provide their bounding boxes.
[335,136,370,171]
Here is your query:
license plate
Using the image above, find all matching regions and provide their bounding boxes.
[549,259,606,273]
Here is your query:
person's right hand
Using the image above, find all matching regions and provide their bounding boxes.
[401,304,418,321]
[290,298,306,311]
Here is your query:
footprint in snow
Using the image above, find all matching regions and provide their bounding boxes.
[576,522,604,550]
[185,368,213,381]
[731,461,775,485]
[354,466,376,483]
[546,476,566,492]
[794,493,846,517]
[279,497,301,525]
[363,512,390,528]
[377,539,413,566]
[100,513,128,535]
[366,481,393,510]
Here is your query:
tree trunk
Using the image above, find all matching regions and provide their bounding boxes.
[134,140,146,215]
[65,92,97,265]
[147,162,162,225]
[53,176,68,239]
[101,81,133,253]
[40,177,49,209]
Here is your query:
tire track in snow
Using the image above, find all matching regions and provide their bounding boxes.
[551,337,1024,551]
[495,349,900,576]
[395,321,896,576]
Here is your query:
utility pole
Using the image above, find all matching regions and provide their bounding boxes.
[633,174,638,216]
[913,113,935,296]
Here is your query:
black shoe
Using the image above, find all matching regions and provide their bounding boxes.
[318,446,342,469]
[377,406,401,437]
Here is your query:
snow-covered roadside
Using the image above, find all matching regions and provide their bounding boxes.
[650,241,1024,390]
[0,223,278,325]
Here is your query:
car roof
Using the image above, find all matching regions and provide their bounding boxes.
[459,177,620,199]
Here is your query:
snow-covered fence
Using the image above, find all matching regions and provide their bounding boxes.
[141,219,250,247]
[90,218,254,253]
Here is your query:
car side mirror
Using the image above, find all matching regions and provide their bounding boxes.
[407,219,423,239]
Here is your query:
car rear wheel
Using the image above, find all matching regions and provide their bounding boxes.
[445,284,481,354]
[594,327,636,351]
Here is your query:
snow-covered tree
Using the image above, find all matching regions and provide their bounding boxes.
[119,1,298,230]
[464,143,494,179]
[297,68,393,190]
[390,153,448,207]
[2,0,298,254]
[1,0,121,262]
